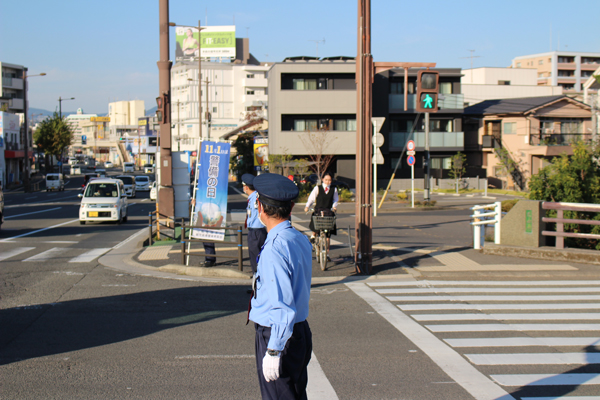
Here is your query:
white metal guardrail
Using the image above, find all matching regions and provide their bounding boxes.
[470,202,502,250]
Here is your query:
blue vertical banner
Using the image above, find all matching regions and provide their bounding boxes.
[191,141,231,241]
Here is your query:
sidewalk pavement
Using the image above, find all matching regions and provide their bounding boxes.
[100,199,600,284]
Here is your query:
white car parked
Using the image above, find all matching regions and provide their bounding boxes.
[135,175,150,191]
[123,162,135,173]
[78,178,127,225]
[150,181,157,201]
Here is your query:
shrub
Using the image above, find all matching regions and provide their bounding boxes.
[502,199,519,213]
[338,188,353,202]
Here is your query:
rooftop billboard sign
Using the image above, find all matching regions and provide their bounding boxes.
[175,25,236,60]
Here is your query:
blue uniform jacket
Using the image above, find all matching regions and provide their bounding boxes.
[249,220,312,351]
[246,191,263,229]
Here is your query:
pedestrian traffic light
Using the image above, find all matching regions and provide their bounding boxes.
[156,93,169,124]
[416,70,439,113]
[156,96,164,123]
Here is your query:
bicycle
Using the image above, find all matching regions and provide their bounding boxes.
[309,209,336,271]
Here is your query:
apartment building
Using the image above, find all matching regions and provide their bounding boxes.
[512,51,600,92]
[170,38,269,152]
[267,56,357,181]
[66,108,98,152]
[464,95,592,190]
[462,67,562,106]
[0,62,25,114]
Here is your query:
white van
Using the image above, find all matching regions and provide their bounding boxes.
[123,162,135,173]
[46,173,65,191]
[78,178,128,225]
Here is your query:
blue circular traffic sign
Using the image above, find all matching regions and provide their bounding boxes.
[407,155,415,166]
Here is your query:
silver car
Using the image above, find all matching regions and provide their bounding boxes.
[116,175,136,198]
[135,175,150,191]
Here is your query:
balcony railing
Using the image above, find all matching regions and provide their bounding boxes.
[390,131,464,150]
[389,94,464,111]
[530,133,594,146]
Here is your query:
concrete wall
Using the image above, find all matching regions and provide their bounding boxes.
[500,200,545,247]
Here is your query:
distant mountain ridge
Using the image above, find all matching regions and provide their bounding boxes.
[29,107,157,122]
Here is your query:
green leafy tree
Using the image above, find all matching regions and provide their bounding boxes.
[33,112,73,170]
[448,152,467,180]
[269,153,293,176]
[529,142,600,249]
[229,132,257,180]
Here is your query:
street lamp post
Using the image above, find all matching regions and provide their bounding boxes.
[23,70,46,192]
[170,21,204,141]
[58,96,75,119]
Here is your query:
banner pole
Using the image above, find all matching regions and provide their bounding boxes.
[187,138,203,266]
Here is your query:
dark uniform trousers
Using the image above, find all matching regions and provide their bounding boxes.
[203,242,215,262]
[255,321,312,400]
[248,227,267,274]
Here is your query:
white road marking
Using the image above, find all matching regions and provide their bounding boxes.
[368,280,600,287]
[491,373,600,386]
[387,295,600,302]
[412,313,600,321]
[399,303,600,311]
[307,351,339,400]
[522,397,600,400]
[346,282,514,400]
[25,196,38,200]
[0,247,35,261]
[426,323,600,332]
[465,353,600,365]
[23,247,66,262]
[445,337,600,348]
[378,287,600,294]
[4,207,62,219]
[175,354,254,359]
[69,248,112,263]
[0,219,79,242]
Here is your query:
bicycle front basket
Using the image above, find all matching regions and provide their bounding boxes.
[312,215,336,231]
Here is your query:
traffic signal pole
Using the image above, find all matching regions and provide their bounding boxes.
[424,112,430,202]
[158,0,174,220]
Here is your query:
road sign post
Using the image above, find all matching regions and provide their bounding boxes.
[407,140,416,208]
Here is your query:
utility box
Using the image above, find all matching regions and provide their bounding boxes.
[172,151,190,219]
[500,200,545,247]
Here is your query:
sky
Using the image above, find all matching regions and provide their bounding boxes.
[1,0,598,115]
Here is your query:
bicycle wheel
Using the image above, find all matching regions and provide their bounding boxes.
[319,232,327,271]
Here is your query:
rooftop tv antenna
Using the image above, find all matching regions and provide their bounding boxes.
[308,38,325,58]
[460,50,481,83]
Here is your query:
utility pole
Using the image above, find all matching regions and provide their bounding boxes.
[424,112,430,202]
[355,0,373,274]
[158,0,174,219]
[204,77,211,140]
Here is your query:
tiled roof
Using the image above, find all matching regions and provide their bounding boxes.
[464,95,565,115]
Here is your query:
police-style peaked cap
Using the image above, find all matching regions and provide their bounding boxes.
[241,173,255,187]
[254,173,299,207]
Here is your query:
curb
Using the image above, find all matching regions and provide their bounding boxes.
[158,264,252,280]
[482,243,600,266]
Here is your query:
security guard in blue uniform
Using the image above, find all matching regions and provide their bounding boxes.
[249,173,313,400]
[242,173,267,274]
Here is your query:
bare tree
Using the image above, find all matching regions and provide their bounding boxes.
[300,126,336,182]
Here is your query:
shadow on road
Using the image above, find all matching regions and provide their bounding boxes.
[0,285,247,365]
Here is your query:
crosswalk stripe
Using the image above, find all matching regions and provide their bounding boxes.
[0,247,35,261]
[491,373,600,386]
[465,353,600,365]
[444,337,600,348]
[378,287,600,294]
[426,323,600,332]
[68,248,112,263]
[368,280,600,287]
[412,313,600,321]
[23,247,65,262]
[399,303,600,311]
[387,295,600,302]
[521,396,600,400]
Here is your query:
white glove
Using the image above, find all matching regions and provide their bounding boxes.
[262,351,281,382]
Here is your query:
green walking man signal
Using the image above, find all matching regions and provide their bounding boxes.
[416,70,439,113]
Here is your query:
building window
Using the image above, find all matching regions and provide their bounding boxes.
[559,83,575,90]
[560,119,582,134]
[293,78,317,90]
[439,82,452,94]
[516,63,521,68]
[538,60,544,65]
[246,90,255,95]
[431,158,452,169]
[390,81,415,94]
[582,57,600,64]
[558,70,574,77]
[246,74,255,78]
[582,70,594,78]
[498,80,511,85]
[212,107,217,113]
[333,119,357,131]
[427,119,453,132]
[558,56,575,63]
[503,122,517,134]
[391,119,414,132]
